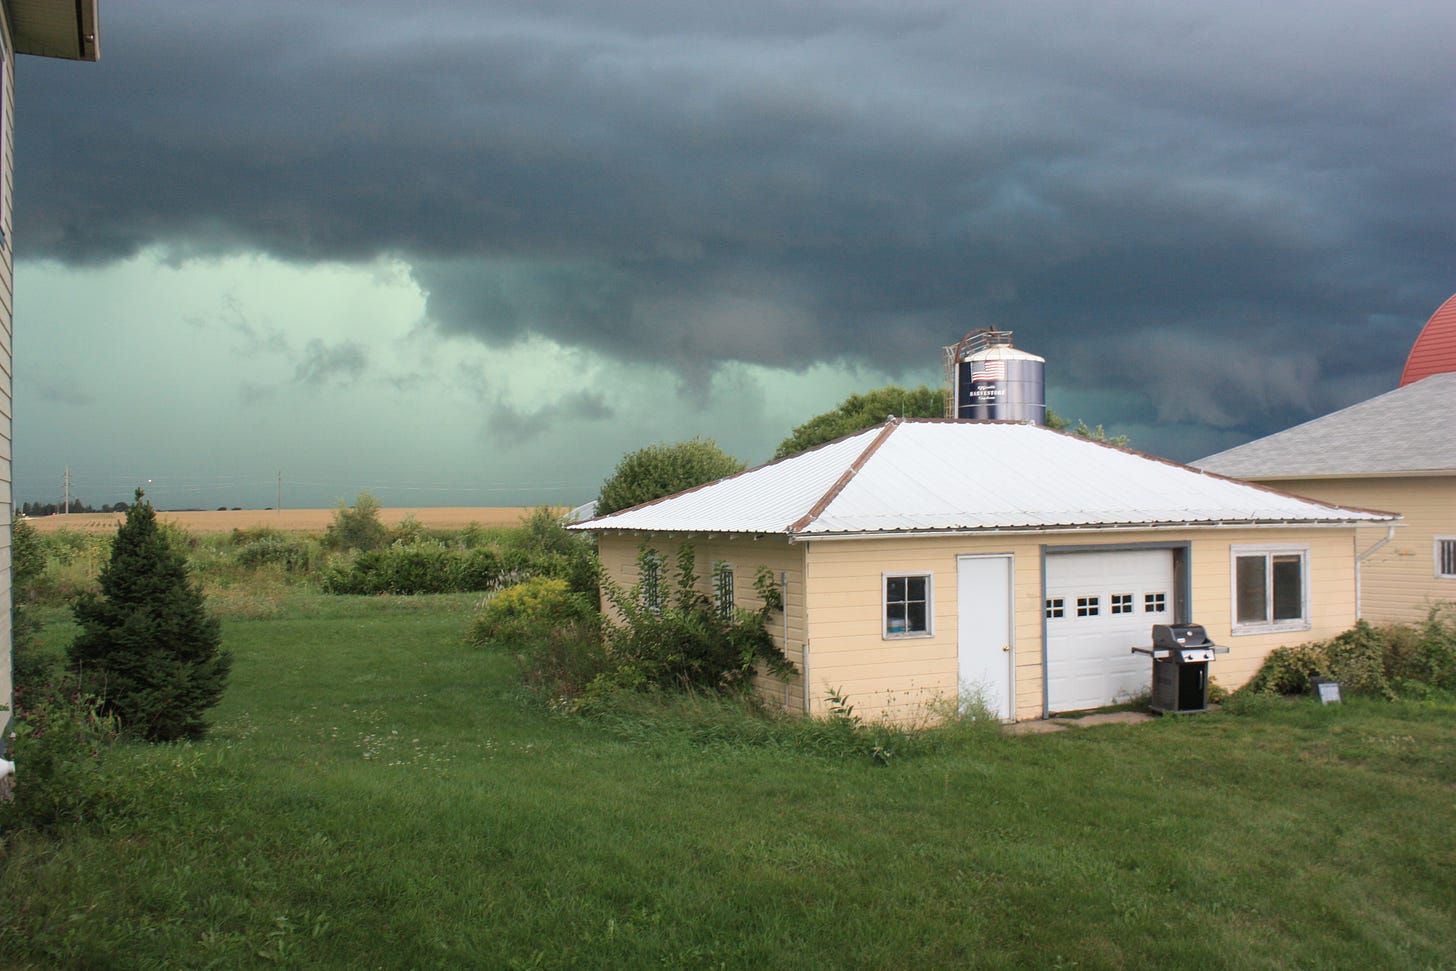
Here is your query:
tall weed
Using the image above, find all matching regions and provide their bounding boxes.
[0,674,121,832]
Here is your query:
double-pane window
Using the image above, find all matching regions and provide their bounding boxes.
[1233,548,1307,630]
[885,573,932,637]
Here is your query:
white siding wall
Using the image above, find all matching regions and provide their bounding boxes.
[0,15,14,736]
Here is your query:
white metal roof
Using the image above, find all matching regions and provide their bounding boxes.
[573,419,1397,539]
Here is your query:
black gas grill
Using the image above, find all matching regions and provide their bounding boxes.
[1132,624,1228,713]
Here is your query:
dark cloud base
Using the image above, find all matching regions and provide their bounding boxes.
[17,0,1456,458]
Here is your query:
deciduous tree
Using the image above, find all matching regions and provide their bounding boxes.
[596,439,745,516]
[774,385,1128,457]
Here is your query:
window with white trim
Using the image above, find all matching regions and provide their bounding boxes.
[1436,538,1456,579]
[639,549,664,614]
[1111,593,1134,614]
[1076,596,1099,617]
[1232,547,1308,632]
[884,573,932,638]
[712,561,735,619]
[1044,597,1064,619]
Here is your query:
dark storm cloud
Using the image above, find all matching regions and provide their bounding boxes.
[17,0,1456,456]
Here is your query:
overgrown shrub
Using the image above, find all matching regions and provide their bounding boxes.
[320,544,521,595]
[0,673,121,832]
[471,577,595,646]
[25,528,111,605]
[390,513,429,546]
[594,545,794,694]
[471,577,606,696]
[323,491,390,552]
[501,506,600,601]
[232,529,314,573]
[1322,622,1394,698]
[1241,613,1456,700]
[10,517,46,691]
[1386,606,1456,693]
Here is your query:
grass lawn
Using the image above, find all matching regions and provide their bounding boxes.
[3,592,1455,969]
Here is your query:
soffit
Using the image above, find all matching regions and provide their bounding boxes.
[9,0,100,61]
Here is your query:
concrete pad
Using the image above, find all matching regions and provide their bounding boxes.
[1004,710,1155,734]
[1053,711,1156,728]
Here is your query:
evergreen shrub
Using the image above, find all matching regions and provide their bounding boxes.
[68,491,231,742]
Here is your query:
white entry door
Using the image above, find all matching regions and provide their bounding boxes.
[1045,549,1175,713]
[957,554,1014,720]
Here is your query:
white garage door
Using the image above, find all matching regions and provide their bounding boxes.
[1045,549,1174,713]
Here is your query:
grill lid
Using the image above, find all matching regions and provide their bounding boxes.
[1152,624,1213,650]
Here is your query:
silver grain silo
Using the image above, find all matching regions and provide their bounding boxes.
[943,328,1046,424]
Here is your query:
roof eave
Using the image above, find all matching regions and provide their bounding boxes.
[1230,468,1456,482]
[791,518,1399,542]
[10,0,101,61]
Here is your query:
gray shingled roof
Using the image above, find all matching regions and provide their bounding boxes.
[1194,372,1456,478]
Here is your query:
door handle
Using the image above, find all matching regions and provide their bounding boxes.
[1001,645,1010,652]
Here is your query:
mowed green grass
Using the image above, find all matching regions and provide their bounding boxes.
[3,593,1455,970]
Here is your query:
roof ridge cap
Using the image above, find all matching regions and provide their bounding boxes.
[788,418,901,534]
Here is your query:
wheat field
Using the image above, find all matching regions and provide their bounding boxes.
[22,507,552,534]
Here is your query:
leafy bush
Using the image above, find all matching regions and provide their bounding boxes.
[0,673,121,832]
[10,517,47,692]
[323,491,390,552]
[502,506,600,601]
[232,529,315,573]
[389,513,429,546]
[25,529,112,605]
[471,577,595,645]
[1241,613,1456,700]
[594,545,794,694]
[470,578,605,696]
[1385,606,1456,692]
[321,544,522,595]
[1321,622,1393,698]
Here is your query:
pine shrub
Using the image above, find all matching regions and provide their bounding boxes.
[68,491,231,742]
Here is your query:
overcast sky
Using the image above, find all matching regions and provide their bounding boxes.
[13,0,1456,510]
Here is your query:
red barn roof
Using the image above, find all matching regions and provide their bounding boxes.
[1401,292,1456,386]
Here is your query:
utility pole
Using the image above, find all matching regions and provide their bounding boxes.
[62,466,71,514]
[277,469,282,514]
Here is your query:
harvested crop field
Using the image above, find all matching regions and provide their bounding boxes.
[22,506,551,534]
